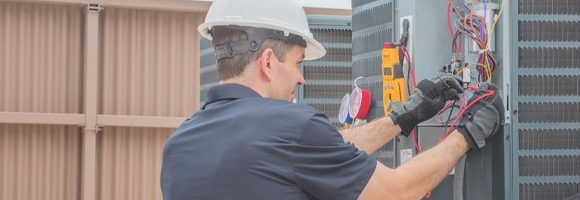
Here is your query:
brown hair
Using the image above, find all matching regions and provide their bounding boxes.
[211,26,294,80]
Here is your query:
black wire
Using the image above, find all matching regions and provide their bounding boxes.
[443,100,457,135]
[403,47,412,96]
[452,31,462,53]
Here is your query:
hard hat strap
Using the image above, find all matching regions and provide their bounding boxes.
[213,25,307,61]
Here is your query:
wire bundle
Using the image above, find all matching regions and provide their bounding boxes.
[448,0,504,83]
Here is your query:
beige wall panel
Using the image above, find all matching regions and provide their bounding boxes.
[100,8,200,117]
[0,124,81,200]
[96,127,173,200]
[0,2,83,114]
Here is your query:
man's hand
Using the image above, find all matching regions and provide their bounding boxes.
[458,83,505,150]
[390,74,464,136]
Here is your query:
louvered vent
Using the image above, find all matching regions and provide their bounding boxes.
[519,129,580,150]
[515,1,580,199]
[519,183,580,200]
[200,38,216,103]
[352,0,395,167]
[298,16,352,128]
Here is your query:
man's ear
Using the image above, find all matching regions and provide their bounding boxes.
[257,48,275,82]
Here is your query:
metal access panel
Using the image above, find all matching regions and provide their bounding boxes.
[351,0,397,167]
[297,16,353,128]
[390,0,508,199]
[512,0,580,199]
[394,1,466,200]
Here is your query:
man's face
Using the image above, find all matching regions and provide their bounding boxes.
[270,45,305,102]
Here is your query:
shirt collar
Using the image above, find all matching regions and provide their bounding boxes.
[202,84,262,109]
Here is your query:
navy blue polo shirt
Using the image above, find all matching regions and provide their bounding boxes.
[161,84,376,200]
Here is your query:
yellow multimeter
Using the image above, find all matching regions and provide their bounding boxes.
[382,44,407,116]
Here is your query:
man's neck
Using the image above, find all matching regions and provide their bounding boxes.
[219,78,269,98]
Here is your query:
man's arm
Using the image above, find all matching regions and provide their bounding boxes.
[357,130,469,200]
[340,75,464,155]
[357,83,504,200]
[340,117,401,154]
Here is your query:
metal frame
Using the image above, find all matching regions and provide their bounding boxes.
[82,5,100,200]
[0,112,85,126]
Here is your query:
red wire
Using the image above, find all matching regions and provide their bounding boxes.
[440,90,495,141]
[400,47,417,87]
[412,129,421,153]
[447,0,453,38]
[447,0,457,53]
[400,43,429,198]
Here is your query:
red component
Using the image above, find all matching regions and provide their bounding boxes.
[356,89,372,119]
[384,42,392,49]
[468,85,479,91]
[349,88,372,120]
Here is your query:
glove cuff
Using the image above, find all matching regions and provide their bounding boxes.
[394,112,419,137]
[457,126,478,151]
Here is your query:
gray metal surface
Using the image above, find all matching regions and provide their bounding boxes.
[512,0,580,199]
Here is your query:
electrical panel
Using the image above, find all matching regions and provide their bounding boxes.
[352,0,509,199]
[350,0,580,199]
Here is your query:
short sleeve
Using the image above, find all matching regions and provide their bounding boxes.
[293,113,377,200]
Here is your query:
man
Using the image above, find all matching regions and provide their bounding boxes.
[160,0,504,199]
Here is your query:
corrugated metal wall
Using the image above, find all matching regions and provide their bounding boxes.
[514,0,580,199]
[1,2,202,200]
[0,124,82,200]
[100,8,198,117]
[97,127,172,200]
[0,2,84,200]
[0,2,83,113]
[97,7,199,200]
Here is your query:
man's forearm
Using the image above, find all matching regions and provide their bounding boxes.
[395,130,469,199]
[340,117,401,154]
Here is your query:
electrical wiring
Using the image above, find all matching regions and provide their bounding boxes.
[399,45,417,87]
[488,0,504,50]
[405,48,428,200]
[399,45,420,154]
[399,44,422,157]
[442,101,456,138]
[440,89,495,141]
[437,99,465,124]
[453,14,497,82]
[447,0,458,53]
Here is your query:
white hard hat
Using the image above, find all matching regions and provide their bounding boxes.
[198,0,326,60]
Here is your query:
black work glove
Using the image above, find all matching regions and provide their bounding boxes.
[457,83,505,150]
[389,74,464,136]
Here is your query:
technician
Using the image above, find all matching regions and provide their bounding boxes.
[160,0,504,199]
